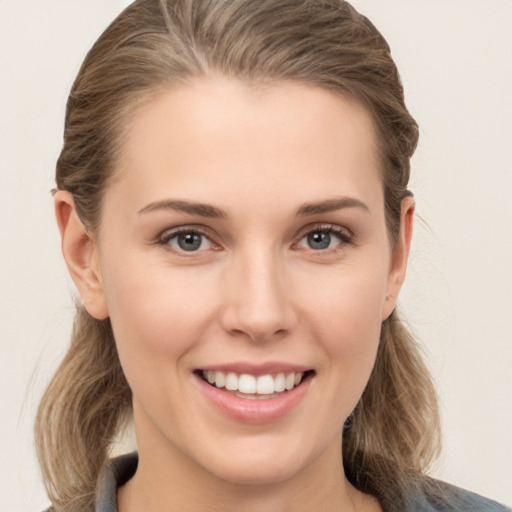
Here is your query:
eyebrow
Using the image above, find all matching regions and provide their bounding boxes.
[137,199,228,218]
[137,196,369,219]
[295,197,369,216]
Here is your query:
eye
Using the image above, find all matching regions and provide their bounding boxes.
[296,226,351,251]
[161,229,214,252]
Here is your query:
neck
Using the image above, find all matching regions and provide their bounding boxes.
[118,436,380,512]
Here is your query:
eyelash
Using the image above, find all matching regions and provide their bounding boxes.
[157,226,217,254]
[156,224,353,255]
[294,224,353,253]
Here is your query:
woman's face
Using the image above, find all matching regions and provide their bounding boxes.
[72,80,412,486]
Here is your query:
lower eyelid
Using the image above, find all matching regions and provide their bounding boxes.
[293,233,347,252]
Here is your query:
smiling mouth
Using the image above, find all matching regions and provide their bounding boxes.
[196,370,315,400]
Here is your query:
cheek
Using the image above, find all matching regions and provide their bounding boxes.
[303,262,388,390]
[100,261,223,430]
[100,257,218,374]
[305,258,389,335]
[323,288,383,378]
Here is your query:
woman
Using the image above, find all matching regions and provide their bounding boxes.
[35,1,509,511]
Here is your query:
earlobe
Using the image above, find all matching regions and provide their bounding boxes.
[381,196,415,321]
[55,191,109,320]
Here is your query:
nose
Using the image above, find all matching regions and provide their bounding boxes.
[220,248,297,343]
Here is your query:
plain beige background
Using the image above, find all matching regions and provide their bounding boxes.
[0,1,511,510]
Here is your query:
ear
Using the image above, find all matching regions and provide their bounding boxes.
[381,195,415,321]
[55,190,109,320]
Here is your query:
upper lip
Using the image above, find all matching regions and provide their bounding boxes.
[196,361,313,376]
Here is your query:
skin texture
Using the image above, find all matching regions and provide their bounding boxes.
[55,79,414,512]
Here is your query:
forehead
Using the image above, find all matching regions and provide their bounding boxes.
[110,79,382,215]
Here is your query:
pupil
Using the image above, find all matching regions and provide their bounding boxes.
[308,231,331,250]
[178,233,202,251]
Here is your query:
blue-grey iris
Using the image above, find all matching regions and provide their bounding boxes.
[307,232,331,250]
[177,233,203,251]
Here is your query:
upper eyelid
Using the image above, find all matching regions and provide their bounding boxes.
[294,223,353,240]
[158,224,215,240]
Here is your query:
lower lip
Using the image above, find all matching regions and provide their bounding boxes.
[195,374,312,424]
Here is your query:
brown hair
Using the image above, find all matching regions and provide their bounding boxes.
[36,1,441,510]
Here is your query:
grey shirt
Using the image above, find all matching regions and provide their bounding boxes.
[87,452,508,512]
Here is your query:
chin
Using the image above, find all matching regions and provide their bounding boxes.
[190,434,322,487]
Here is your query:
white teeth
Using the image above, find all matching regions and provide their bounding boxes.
[239,374,257,394]
[285,373,295,391]
[256,375,275,395]
[225,372,238,391]
[215,371,225,388]
[274,373,286,392]
[203,370,307,395]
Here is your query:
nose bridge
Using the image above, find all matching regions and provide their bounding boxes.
[221,244,295,342]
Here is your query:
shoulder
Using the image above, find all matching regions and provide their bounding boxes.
[39,454,138,512]
[95,452,138,512]
[412,479,510,512]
